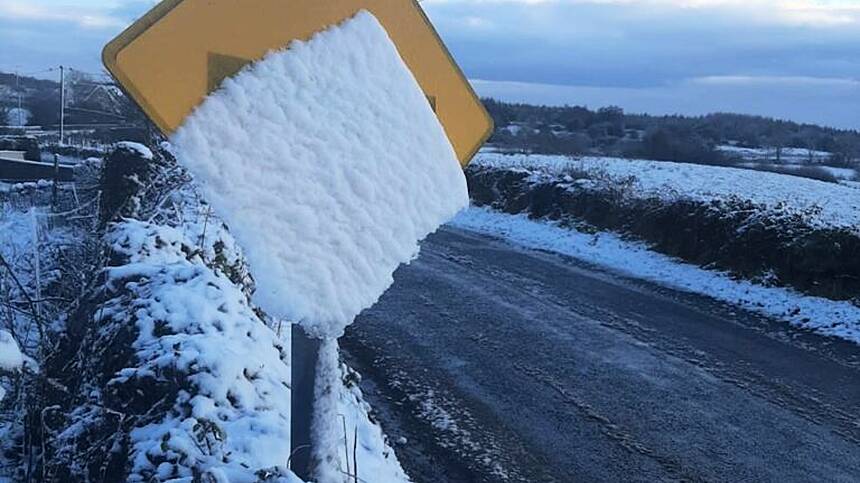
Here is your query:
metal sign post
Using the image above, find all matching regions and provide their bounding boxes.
[290,325,321,479]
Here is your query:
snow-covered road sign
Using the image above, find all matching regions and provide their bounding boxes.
[103,0,492,165]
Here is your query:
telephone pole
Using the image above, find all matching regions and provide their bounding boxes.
[59,65,65,145]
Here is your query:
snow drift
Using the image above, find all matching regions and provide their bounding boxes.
[172,11,468,337]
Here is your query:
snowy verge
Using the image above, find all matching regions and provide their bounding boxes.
[466,159,860,302]
[172,10,468,338]
[451,207,860,345]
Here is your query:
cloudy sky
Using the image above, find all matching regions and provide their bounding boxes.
[1,0,858,128]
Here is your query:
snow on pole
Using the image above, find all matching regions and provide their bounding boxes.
[171,11,469,339]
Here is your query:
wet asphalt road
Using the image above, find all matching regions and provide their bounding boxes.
[342,226,860,483]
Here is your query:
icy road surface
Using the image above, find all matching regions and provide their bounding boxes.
[343,227,860,483]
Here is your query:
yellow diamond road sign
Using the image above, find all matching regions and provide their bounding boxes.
[103,0,493,166]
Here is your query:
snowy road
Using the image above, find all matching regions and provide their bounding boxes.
[342,227,860,483]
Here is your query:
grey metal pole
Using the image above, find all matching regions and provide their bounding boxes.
[291,323,321,480]
[59,66,65,145]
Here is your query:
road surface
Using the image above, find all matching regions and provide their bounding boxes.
[342,226,860,483]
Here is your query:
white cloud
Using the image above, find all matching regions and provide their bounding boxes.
[691,75,860,87]
[464,16,495,28]
[0,1,125,29]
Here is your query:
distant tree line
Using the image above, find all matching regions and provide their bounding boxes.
[4,71,858,167]
[483,98,860,166]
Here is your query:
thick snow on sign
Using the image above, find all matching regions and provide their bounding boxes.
[172,11,468,337]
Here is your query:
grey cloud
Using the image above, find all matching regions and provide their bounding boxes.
[425,2,860,87]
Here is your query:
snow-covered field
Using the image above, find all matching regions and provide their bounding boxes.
[451,207,860,345]
[473,151,860,233]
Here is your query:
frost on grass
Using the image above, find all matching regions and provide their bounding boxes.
[1,160,99,480]
[172,10,468,338]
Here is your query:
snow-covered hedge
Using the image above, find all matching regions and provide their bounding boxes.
[466,157,860,303]
[54,220,298,482]
[43,147,302,481]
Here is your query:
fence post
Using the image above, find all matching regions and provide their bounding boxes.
[52,153,59,208]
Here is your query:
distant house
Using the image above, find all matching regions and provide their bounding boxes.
[501,122,539,137]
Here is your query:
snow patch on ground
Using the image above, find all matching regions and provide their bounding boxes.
[451,207,860,345]
[172,11,467,338]
[474,152,860,233]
